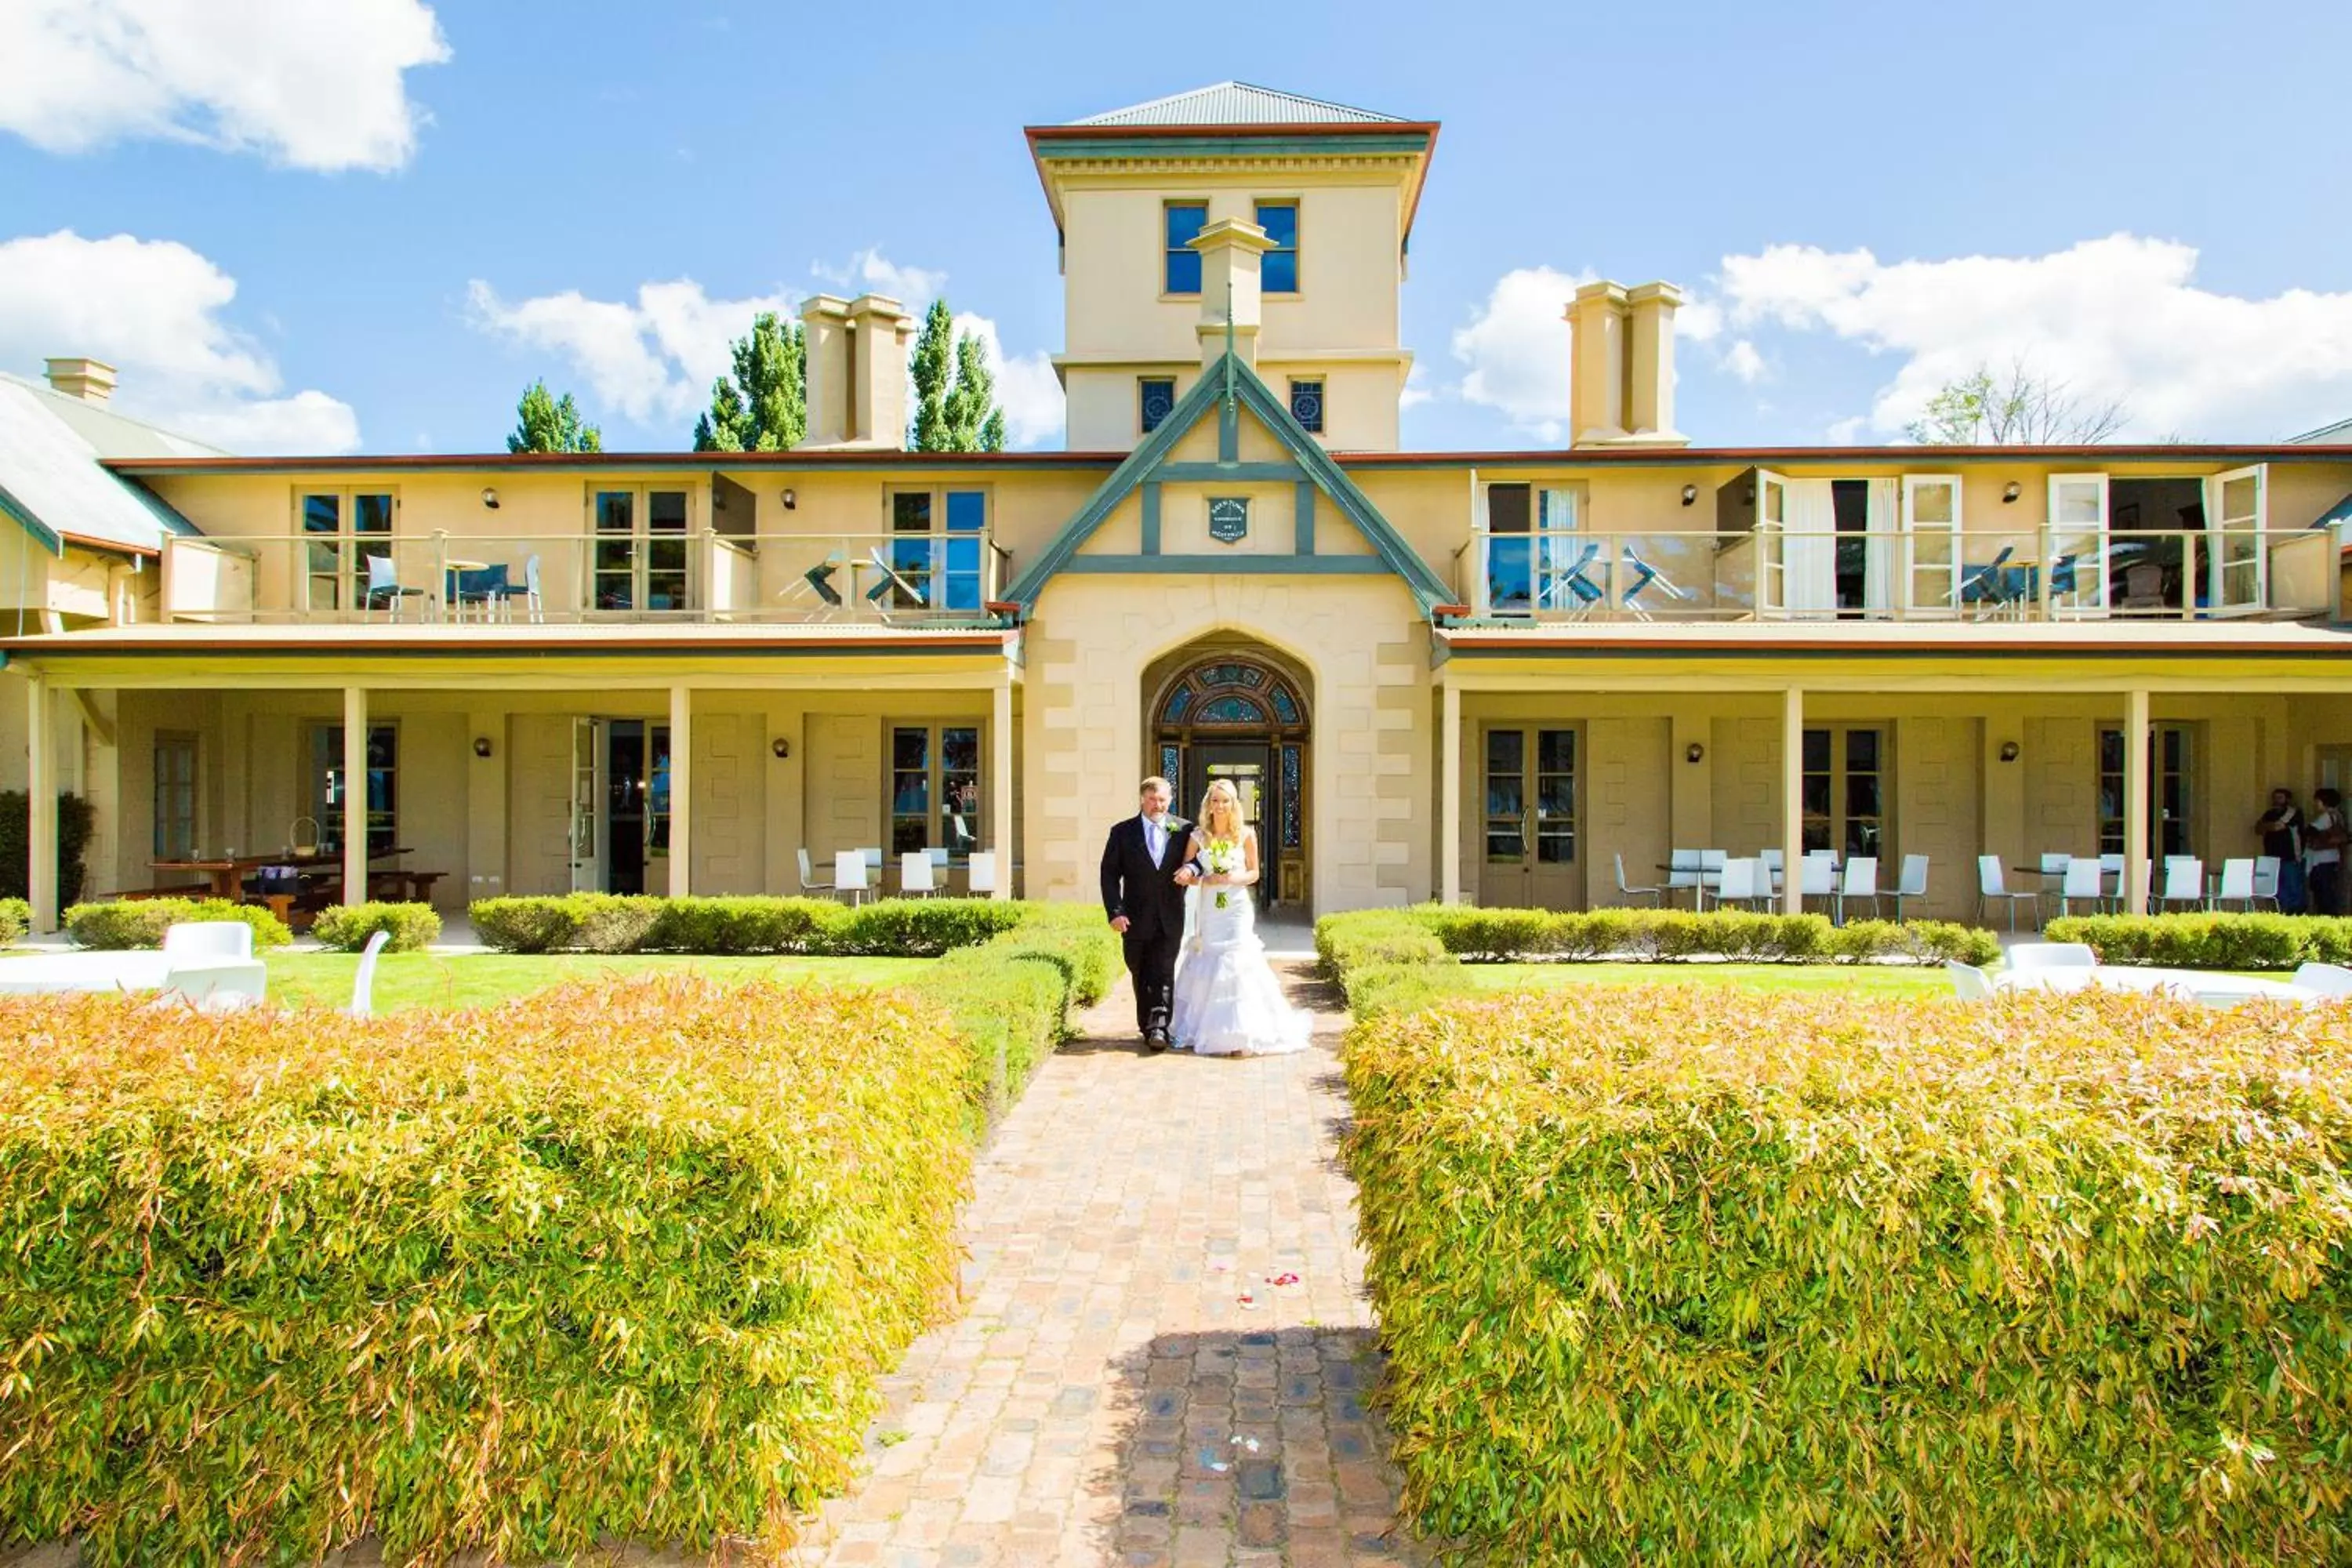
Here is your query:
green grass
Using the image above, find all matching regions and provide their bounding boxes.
[263,952,929,1013]
[1457,962,1952,998]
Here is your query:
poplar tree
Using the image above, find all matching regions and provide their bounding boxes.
[694,311,806,451]
[909,298,1008,452]
[506,381,603,452]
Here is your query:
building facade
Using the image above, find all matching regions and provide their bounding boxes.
[7,82,2352,931]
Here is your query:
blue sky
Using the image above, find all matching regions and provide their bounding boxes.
[4,0,2350,454]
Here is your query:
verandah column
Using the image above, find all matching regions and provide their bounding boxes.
[1781,686,1804,914]
[27,673,56,933]
[1440,682,1462,905]
[2124,688,2151,916]
[991,677,1014,899]
[669,683,692,898]
[341,686,368,906]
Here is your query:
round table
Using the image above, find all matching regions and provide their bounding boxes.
[1993,965,2312,1007]
[441,559,492,620]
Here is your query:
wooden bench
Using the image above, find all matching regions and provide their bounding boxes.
[367,869,445,905]
[106,884,215,902]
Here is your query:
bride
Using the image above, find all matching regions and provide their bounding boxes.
[1169,779,1311,1057]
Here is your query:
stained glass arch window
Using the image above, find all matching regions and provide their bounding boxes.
[1154,657,1308,732]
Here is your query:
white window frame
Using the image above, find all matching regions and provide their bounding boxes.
[587,485,695,614]
[1900,474,1962,616]
[2206,463,2267,616]
[296,487,397,613]
[2047,472,2111,615]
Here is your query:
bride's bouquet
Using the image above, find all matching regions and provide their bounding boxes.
[1201,840,1240,909]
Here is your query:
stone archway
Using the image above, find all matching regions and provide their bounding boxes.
[1142,637,1312,909]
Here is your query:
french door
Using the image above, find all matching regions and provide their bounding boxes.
[569,718,603,892]
[1480,725,1579,908]
[1902,475,1961,613]
[2048,474,2110,614]
[2098,724,2194,859]
[591,488,691,612]
[2206,465,2267,615]
[301,490,394,612]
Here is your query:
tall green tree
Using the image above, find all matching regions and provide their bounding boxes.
[694,312,806,452]
[506,380,602,453]
[909,297,1007,453]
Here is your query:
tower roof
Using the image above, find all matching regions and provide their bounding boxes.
[1067,82,1408,128]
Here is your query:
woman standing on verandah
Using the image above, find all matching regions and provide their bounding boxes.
[1168,779,1311,1058]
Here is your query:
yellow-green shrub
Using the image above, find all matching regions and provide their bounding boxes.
[0,896,26,945]
[2046,912,2348,971]
[61,897,291,951]
[1345,986,2352,1563]
[905,901,1122,1116]
[466,894,1029,957]
[0,975,971,1564]
[307,901,441,953]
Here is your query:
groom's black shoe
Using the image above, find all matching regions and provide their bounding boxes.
[1143,1026,1171,1053]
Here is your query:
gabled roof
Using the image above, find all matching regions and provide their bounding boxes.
[1002,351,1453,615]
[1069,82,1407,127]
[0,376,205,555]
[2295,415,2352,445]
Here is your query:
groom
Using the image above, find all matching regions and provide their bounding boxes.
[1100,775,1199,1051]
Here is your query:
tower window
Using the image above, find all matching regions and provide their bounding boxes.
[1256,201,1299,294]
[1288,378,1324,434]
[1164,202,1207,295]
[1139,377,1178,434]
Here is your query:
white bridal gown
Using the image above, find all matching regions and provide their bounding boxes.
[1169,863,1311,1058]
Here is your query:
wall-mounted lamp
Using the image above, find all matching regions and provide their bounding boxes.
[1680,484,1699,506]
[1686,742,1705,764]
[780,488,797,510]
[1998,740,2021,763]
[473,735,494,759]
[480,487,500,510]
[770,737,791,760]
[2002,481,2022,504]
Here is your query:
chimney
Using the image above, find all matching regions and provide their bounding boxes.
[44,356,117,404]
[1566,280,1688,448]
[1192,218,1274,368]
[795,294,913,449]
[796,296,853,447]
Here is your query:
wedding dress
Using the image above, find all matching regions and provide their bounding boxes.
[1169,851,1311,1058]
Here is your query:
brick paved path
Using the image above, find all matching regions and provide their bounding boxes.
[787,960,1428,1568]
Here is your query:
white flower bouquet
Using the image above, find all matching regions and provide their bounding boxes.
[1202,840,1240,909]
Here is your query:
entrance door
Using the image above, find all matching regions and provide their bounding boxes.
[1185,742,1277,903]
[2099,724,2194,859]
[2207,464,2267,615]
[1480,726,1579,909]
[568,717,602,893]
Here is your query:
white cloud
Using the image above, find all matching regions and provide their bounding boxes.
[1715,234,2352,440]
[1398,362,1433,411]
[1450,265,1592,441]
[0,229,360,452]
[1676,298,1724,343]
[813,247,949,307]
[465,277,788,426]
[0,0,450,172]
[1722,339,1766,384]
[949,311,1063,449]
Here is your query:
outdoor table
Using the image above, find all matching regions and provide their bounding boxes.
[1991,965,2312,1008]
[153,848,411,901]
[0,952,266,1004]
[441,558,490,619]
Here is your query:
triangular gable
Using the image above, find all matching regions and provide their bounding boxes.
[1004,352,1452,612]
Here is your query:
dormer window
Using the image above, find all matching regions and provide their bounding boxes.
[1164,201,1207,295]
[1256,201,1299,293]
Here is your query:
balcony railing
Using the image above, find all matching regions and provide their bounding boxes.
[1454,526,2340,624]
[159,529,1014,626]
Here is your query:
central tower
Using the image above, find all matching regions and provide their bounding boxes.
[1025,82,1438,453]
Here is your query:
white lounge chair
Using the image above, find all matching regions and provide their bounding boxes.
[1946,960,1994,1001]
[349,930,390,1018]
[163,920,255,961]
[2291,961,2352,997]
[2007,942,2097,971]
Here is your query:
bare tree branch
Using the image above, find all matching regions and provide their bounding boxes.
[1907,356,2128,445]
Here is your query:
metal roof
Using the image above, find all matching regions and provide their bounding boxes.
[0,377,204,554]
[1069,82,1406,127]
[2295,415,2352,445]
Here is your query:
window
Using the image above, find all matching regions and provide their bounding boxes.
[890,724,983,861]
[300,489,394,611]
[1483,483,1588,615]
[1139,377,1178,434]
[592,487,690,611]
[1801,727,1886,858]
[154,733,197,859]
[887,488,989,611]
[1483,728,1577,864]
[2100,725,2193,858]
[1164,201,1207,294]
[308,724,397,856]
[1256,201,1298,293]
[1288,377,1324,434]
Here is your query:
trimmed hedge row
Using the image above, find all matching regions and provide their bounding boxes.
[469,893,1027,956]
[61,898,292,951]
[908,902,1123,1112]
[2046,912,2352,971]
[0,896,26,946]
[0,975,974,1564]
[1345,985,2352,1563]
[308,901,441,953]
[1414,904,1999,965]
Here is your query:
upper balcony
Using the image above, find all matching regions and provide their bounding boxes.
[159,527,1014,628]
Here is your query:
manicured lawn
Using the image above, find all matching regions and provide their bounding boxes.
[265,951,930,1012]
[1457,962,1951,998]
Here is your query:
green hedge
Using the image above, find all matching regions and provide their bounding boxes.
[467,894,1029,956]
[307,902,442,953]
[0,975,972,1564]
[0,897,27,946]
[2046,912,2352,971]
[906,902,1123,1116]
[1345,985,2352,1563]
[61,898,293,952]
[1412,905,1998,965]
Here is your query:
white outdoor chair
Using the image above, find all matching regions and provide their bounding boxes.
[348,930,390,1018]
[900,851,939,897]
[927,846,950,872]
[1714,857,1768,910]
[162,961,267,1011]
[1759,848,1785,894]
[2008,942,2098,971]
[1978,856,2040,931]
[1798,855,1838,915]
[2157,858,2205,912]
[2038,852,2071,908]
[796,847,835,895]
[1887,854,1930,921]
[514,554,545,623]
[1614,853,1664,908]
[967,850,999,897]
[1946,960,1994,1001]
[2060,858,2107,918]
[162,920,254,961]
[833,850,870,906]
[2291,961,2352,997]
[2253,856,2283,912]
[2212,858,2256,912]
[2097,852,2125,902]
[861,846,884,877]
[361,554,424,620]
[1698,850,1728,911]
[1665,849,1704,909]
[1837,856,1880,924]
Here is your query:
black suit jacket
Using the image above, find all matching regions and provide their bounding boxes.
[1101,815,1195,939]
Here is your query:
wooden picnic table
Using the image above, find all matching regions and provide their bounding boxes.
[151,848,412,900]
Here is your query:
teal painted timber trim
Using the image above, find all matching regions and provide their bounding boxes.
[0,481,62,555]
[1062,555,1392,575]
[1158,462,1304,482]
[1141,483,1160,555]
[1295,481,1316,554]
[1218,399,1238,462]
[1033,133,1432,162]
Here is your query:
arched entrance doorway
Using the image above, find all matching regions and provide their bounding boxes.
[1144,641,1312,909]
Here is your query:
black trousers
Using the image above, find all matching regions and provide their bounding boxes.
[1123,924,1183,1035]
[2313,861,2345,917]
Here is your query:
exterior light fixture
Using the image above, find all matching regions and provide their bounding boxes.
[1686,742,1705,764]
[473,736,493,759]
[2002,482,2022,504]
[481,487,499,509]
[771,737,791,759]
[1999,740,2021,763]
[1680,484,1699,506]
[780,488,797,510]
